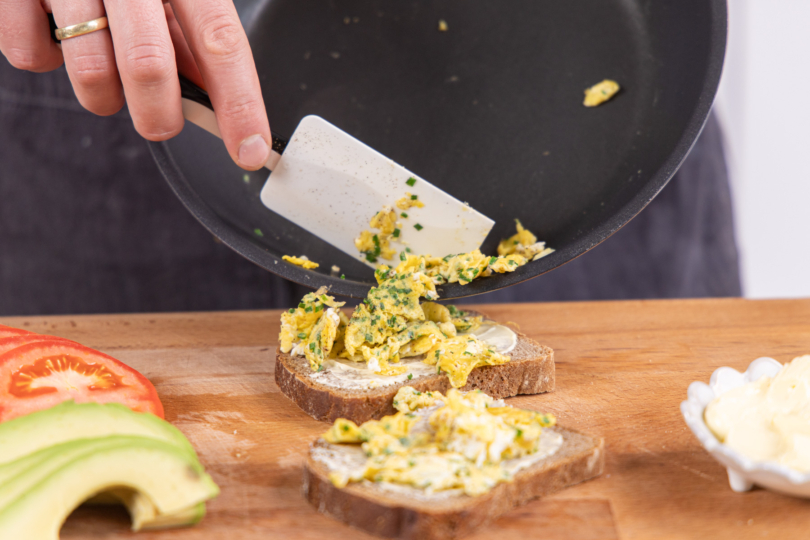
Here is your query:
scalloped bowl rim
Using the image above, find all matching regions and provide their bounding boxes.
[680,357,810,495]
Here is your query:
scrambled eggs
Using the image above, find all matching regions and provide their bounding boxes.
[281,219,557,387]
[354,179,554,273]
[383,219,553,286]
[282,255,319,270]
[356,215,554,286]
[322,386,556,496]
[355,206,399,263]
[354,177,552,272]
[279,290,348,371]
[280,246,520,386]
[396,193,425,211]
[583,79,620,107]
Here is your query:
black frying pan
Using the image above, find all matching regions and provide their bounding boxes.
[150,0,727,300]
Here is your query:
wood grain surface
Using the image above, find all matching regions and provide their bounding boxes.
[3,297,810,539]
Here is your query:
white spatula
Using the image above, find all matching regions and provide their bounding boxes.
[181,81,494,266]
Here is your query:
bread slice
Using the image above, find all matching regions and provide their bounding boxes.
[303,427,604,540]
[275,316,554,424]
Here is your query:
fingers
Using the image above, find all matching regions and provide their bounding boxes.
[0,0,63,73]
[171,0,271,170]
[104,0,184,140]
[51,0,123,116]
[164,3,204,89]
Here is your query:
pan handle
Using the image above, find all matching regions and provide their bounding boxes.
[179,75,288,171]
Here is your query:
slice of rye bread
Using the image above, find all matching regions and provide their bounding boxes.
[275,313,554,424]
[303,427,604,540]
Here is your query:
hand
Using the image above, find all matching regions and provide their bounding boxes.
[0,0,272,170]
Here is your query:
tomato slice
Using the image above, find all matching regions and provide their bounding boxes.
[0,325,35,339]
[0,341,164,422]
[0,335,75,356]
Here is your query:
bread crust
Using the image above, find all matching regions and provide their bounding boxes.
[303,428,604,539]
[275,329,554,424]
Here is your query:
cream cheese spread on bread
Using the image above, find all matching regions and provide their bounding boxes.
[308,323,517,390]
[311,429,562,501]
[315,387,559,497]
[470,323,517,355]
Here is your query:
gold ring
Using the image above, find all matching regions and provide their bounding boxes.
[55,16,109,41]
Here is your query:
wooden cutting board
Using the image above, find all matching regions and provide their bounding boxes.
[3,297,810,540]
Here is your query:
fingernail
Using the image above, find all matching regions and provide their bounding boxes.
[238,134,270,169]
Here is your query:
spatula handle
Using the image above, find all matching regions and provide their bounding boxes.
[179,75,287,171]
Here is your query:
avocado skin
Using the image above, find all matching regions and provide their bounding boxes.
[0,436,219,540]
[0,401,198,466]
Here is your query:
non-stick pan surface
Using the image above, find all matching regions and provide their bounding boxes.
[150,0,727,300]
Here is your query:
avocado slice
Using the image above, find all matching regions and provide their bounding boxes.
[0,401,197,465]
[85,489,205,531]
[108,488,206,531]
[0,436,159,511]
[0,437,208,531]
[0,436,219,539]
[0,403,209,531]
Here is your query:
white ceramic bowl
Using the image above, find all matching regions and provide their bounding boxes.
[680,357,810,497]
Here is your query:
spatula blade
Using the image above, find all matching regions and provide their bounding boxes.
[260,116,494,267]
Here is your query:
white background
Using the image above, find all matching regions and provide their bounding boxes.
[714,0,810,298]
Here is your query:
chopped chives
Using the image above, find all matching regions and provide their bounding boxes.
[414,224,423,231]
[401,212,408,218]
[392,228,401,238]
[406,177,416,187]
[410,194,418,200]
[253,228,264,237]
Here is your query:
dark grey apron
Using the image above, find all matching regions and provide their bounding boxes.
[0,58,741,315]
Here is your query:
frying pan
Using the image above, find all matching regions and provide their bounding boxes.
[149,0,727,300]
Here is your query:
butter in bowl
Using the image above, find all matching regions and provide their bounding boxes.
[681,355,810,497]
